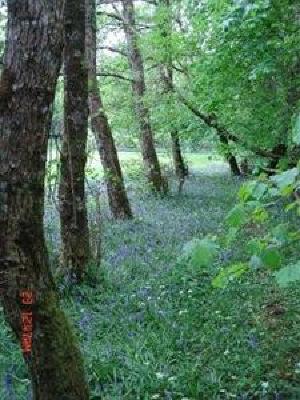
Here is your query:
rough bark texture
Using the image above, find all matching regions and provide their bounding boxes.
[159,0,187,191]
[122,0,167,194]
[59,0,90,282]
[0,2,89,399]
[86,0,132,219]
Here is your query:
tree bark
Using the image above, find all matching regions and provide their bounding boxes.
[0,2,89,399]
[122,0,167,194]
[160,66,188,188]
[219,135,241,176]
[158,0,187,189]
[59,0,90,282]
[86,0,133,219]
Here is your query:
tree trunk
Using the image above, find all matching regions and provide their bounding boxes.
[219,135,241,176]
[122,0,167,194]
[159,0,187,191]
[86,0,133,219]
[59,0,90,282]
[160,68,187,189]
[0,2,89,399]
[171,131,188,192]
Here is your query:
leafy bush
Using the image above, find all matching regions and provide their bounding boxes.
[212,163,300,289]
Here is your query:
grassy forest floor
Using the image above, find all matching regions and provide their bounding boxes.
[1,155,300,399]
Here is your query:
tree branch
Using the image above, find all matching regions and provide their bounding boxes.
[97,46,128,57]
[171,82,279,159]
[97,72,134,82]
[97,10,123,22]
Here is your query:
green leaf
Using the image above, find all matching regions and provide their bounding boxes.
[247,239,266,255]
[252,182,268,200]
[270,168,298,190]
[238,181,268,202]
[292,113,300,145]
[225,227,238,245]
[182,237,219,268]
[252,207,269,223]
[212,263,248,289]
[261,248,281,270]
[285,202,297,212]
[271,224,290,244]
[226,205,248,228]
[275,261,300,287]
[238,181,256,202]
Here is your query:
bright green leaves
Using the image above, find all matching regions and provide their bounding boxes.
[269,168,300,214]
[247,239,282,270]
[238,181,256,202]
[216,163,300,290]
[252,206,269,224]
[225,199,268,230]
[260,248,281,270]
[235,181,270,226]
[251,182,268,201]
[212,263,248,289]
[271,224,290,245]
[270,168,298,191]
[182,237,219,269]
[275,262,300,288]
[225,204,248,228]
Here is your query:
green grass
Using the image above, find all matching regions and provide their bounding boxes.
[87,150,224,174]
[1,163,300,399]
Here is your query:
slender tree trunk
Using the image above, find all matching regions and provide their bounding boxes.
[122,0,167,194]
[59,0,90,282]
[171,131,188,192]
[0,2,89,399]
[287,5,300,114]
[159,0,187,190]
[86,0,132,219]
[160,66,187,190]
[219,135,241,176]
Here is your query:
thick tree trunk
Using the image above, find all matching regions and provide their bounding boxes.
[0,2,89,399]
[59,0,90,282]
[122,0,167,194]
[86,0,132,219]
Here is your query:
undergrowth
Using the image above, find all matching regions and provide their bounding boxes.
[1,168,300,399]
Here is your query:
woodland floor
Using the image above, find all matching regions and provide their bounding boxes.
[1,157,300,399]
